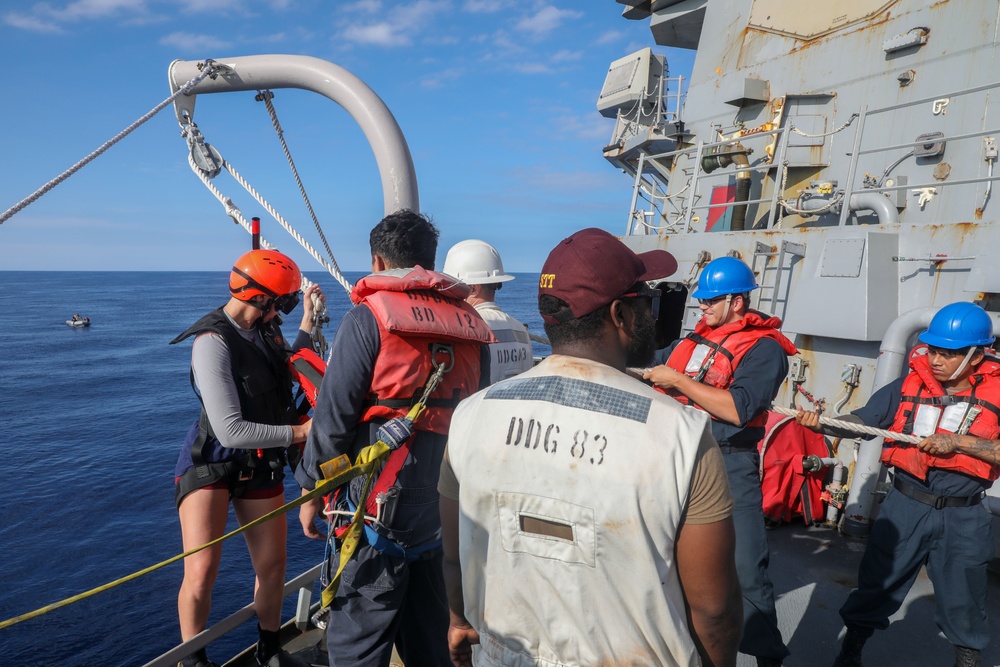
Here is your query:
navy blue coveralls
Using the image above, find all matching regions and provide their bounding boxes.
[295,304,489,667]
[843,379,993,651]
[656,339,791,662]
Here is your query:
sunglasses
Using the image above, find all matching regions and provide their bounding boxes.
[697,294,731,307]
[620,284,661,319]
[272,291,302,315]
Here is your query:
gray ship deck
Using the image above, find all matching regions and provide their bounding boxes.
[229,522,1000,667]
[753,522,1000,667]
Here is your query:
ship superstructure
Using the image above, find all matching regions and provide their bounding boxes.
[601,0,1000,541]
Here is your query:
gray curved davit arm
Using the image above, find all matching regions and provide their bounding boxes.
[168,55,419,216]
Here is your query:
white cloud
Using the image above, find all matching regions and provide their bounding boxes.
[159,31,232,52]
[341,0,384,14]
[596,30,624,45]
[3,12,64,32]
[257,31,287,43]
[336,0,450,48]
[554,112,615,142]
[176,0,247,13]
[551,49,581,62]
[420,66,463,89]
[345,22,403,46]
[515,5,582,37]
[510,61,551,74]
[44,0,147,21]
[462,0,508,12]
[5,0,154,31]
[503,164,621,205]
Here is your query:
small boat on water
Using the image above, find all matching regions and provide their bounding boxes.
[66,316,90,327]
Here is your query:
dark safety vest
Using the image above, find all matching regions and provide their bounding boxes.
[352,267,494,435]
[171,307,298,462]
[883,346,1000,482]
[665,310,797,427]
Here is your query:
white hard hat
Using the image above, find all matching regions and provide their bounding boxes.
[443,239,515,285]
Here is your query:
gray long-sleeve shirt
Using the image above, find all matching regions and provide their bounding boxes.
[191,311,311,450]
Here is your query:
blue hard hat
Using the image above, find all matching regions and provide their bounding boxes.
[691,257,759,298]
[918,302,996,349]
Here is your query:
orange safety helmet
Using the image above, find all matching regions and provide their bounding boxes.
[229,249,302,303]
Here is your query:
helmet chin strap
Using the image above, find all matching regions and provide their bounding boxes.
[719,294,734,323]
[947,346,979,381]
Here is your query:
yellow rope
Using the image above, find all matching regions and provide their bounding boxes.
[0,459,367,631]
[1,364,439,631]
[320,401,426,607]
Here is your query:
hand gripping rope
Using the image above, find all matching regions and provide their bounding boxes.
[317,345,454,610]
[768,405,921,444]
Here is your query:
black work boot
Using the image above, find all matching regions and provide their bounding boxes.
[831,627,868,667]
[954,646,981,667]
[178,648,219,667]
[254,625,310,667]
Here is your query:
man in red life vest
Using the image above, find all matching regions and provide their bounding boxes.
[644,256,796,667]
[295,210,492,667]
[797,302,999,667]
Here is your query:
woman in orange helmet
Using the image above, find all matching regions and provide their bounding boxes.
[170,249,324,667]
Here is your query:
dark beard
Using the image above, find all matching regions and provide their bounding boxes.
[625,310,657,367]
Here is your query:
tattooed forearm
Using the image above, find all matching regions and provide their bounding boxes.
[961,436,1000,465]
[917,433,1000,463]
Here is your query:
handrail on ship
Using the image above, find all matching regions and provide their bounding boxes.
[141,564,322,667]
[622,80,1000,236]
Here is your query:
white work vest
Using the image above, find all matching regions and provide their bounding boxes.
[448,355,709,667]
[475,301,533,383]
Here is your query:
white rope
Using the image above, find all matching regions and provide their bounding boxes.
[776,162,844,218]
[258,91,343,276]
[1,63,220,225]
[790,113,859,139]
[769,405,921,444]
[223,160,354,295]
[186,153,353,296]
[528,332,550,346]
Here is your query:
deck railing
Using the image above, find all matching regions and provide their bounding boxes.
[141,563,322,667]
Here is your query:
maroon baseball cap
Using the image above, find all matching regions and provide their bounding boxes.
[538,228,678,324]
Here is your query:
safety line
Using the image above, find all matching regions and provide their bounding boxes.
[0,458,375,631]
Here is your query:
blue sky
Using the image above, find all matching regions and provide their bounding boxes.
[0,0,692,278]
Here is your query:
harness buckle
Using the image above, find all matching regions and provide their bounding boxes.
[430,343,454,374]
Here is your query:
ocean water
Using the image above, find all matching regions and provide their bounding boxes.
[0,271,547,667]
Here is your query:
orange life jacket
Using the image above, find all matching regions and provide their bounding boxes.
[882,346,1000,482]
[352,267,494,435]
[665,310,797,427]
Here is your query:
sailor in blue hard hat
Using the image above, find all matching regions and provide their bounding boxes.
[798,301,1000,667]
[690,255,760,327]
[917,301,996,381]
[645,255,796,666]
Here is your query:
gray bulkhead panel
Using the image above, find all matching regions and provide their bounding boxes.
[782,231,899,341]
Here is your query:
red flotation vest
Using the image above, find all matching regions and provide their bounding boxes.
[352,267,494,435]
[288,347,326,409]
[665,310,797,427]
[882,346,1000,482]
